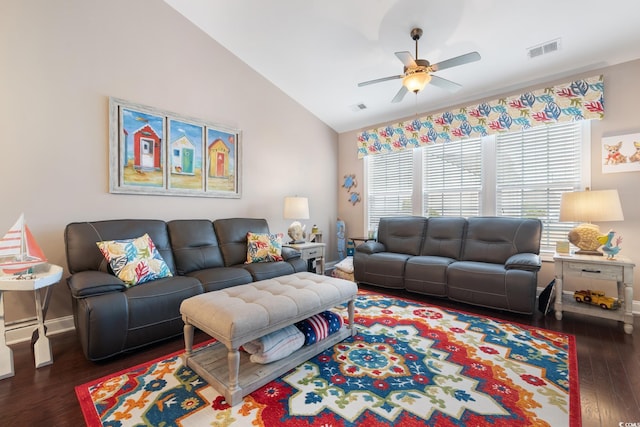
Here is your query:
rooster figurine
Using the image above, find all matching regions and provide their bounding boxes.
[597,230,623,259]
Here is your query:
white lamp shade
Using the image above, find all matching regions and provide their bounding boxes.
[283,197,309,220]
[559,189,624,222]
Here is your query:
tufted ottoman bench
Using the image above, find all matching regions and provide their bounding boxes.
[180,272,357,406]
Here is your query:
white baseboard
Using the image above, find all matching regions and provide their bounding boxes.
[5,315,75,345]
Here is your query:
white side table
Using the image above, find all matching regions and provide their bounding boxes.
[553,253,635,334]
[284,242,326,275]
[0,264,63,379]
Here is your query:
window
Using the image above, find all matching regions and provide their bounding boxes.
[365,121,588,253]
[365,149,413,228]
[496,122,585,251]
[423,138,482,217]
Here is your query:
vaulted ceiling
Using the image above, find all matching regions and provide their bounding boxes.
[165,0,640,133]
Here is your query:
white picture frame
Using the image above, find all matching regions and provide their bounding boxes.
[109,97,242,198]
[602,132,640,174]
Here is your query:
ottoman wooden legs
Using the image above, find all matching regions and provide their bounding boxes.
[182,299,356,406]
[180,272,358,406]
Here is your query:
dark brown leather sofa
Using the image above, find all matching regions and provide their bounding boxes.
[354,216,542,314]
[64,218,306,361]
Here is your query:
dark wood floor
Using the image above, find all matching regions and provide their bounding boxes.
[1,286,639,426]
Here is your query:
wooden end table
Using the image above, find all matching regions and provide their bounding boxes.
[284,242,326,275]
[0,264,63,379]
[553,253,635,334]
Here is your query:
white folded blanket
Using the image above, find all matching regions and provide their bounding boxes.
[334,256,354,273]
[243,324,305,364]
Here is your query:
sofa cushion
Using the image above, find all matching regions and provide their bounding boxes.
[187,266,253,293]
[447,260,537,314]
[353,252,411,289]
[246,232,284,263]
[461,217,542,264]
[377,216,427,256]
[96,234,172,286]
[214,218,271,266]
[167,220,224,275]
[404,256,455,297]
[124,275,203,348]
[65,219,175,275]
[420,217,467,259]
[243,260,295,282]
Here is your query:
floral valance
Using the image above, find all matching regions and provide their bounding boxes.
[357,74,604,158]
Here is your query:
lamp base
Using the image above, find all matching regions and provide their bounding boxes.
[287,221,306,244]
[574,249,603,256]
[568,223,603,254]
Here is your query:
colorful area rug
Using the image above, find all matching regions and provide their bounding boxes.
[76,292,580,426]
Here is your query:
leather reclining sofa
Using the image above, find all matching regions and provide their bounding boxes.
[354,216,542,314]
[64,218,307,361]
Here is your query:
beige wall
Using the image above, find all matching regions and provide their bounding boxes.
[1,0,338,324]
[339,59,640,303]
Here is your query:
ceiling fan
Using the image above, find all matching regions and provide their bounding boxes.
[358,28,481,103]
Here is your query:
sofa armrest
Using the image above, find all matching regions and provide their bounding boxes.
[355,241,386,255]
[67,270,127,298]
[505,253,541,272]
[281,246,301,261]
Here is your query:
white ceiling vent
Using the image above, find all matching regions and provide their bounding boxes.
[528,38,561,59]
[350,103,367,112]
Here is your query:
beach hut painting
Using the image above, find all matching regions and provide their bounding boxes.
[120,107,164,188]
[168,118,204,191]
[171,137,196,175]
[206,127,238,194]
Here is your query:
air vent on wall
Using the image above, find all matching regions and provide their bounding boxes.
[528,38,561,59]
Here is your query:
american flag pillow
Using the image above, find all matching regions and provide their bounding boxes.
[296,310,344,345]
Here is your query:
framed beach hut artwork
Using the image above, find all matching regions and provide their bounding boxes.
[205,126,240,197]
[113,102,166,193]
[109,97,242,198]
[168,118,205,193]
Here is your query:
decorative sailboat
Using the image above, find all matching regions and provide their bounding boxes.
[0,214,47,274]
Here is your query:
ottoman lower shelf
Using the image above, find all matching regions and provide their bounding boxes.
[183,326,355,405]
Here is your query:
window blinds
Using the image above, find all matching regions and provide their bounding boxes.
[423,138,482,217]
[367,150,413,229]
[496,122,582,249]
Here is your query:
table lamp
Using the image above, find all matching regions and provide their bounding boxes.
[283,196,309,244]
[559,188,624,255]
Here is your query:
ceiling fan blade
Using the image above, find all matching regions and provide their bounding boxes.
[391,85,408,103]
[358,75,403,87]
[430,51,481,72]
[430,75,463,92]
[395,51,416,68]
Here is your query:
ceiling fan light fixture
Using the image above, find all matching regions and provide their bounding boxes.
[403,71,431,93]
